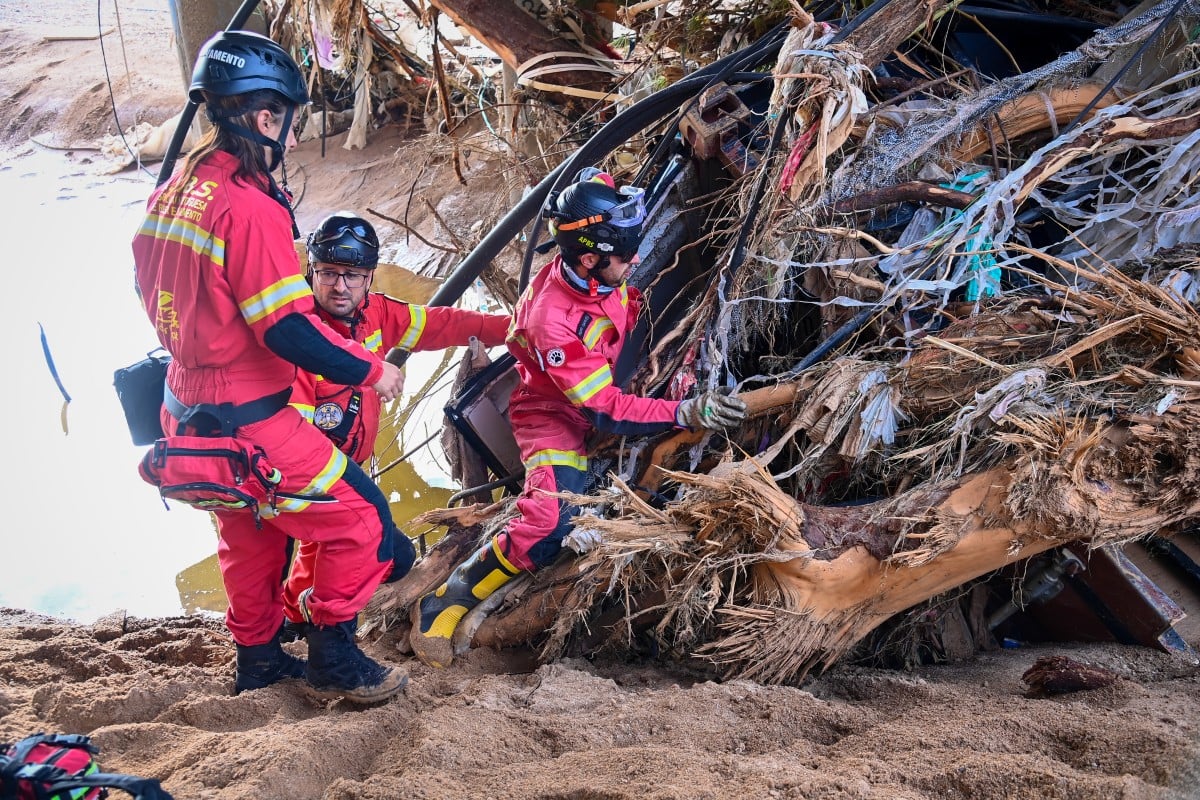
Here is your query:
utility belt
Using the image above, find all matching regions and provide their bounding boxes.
[164,385,292,437]
[139,386,318,525]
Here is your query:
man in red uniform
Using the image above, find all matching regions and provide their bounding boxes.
[133,31,408,703]
[410,168,748,668]
[282,211,510,624]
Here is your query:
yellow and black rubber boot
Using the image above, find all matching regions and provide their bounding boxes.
[410,538,521,668]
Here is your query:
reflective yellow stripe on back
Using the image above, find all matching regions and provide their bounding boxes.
[140,214,226,266]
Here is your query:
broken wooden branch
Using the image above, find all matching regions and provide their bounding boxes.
[832,180,976,213]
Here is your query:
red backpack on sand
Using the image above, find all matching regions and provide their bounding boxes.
[0,733,174,800]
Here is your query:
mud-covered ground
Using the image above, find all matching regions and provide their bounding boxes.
[2,3,1200,798]
[2,610,1199,800]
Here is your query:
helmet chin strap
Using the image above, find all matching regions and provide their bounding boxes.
[209,104,294,172]
[335,289,370,339]
[210,105,299,237]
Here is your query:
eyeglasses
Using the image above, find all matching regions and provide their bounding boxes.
[313,269,370,288]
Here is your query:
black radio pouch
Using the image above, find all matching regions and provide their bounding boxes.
[113,348,171,446]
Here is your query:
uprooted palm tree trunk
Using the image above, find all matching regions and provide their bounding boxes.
[365,1,1200,682]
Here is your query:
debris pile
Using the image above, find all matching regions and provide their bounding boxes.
[338,1,1200,683]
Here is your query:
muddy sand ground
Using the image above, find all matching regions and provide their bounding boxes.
[2,3,1199,798]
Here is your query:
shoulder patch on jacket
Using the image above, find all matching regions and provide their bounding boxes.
[575,313,593,342]
[538,339,588,370]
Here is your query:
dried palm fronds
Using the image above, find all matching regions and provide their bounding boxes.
[516,247,1200,683]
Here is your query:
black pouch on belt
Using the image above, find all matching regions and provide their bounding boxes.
[113,348,171,446]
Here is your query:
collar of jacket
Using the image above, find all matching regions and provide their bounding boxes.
[551,256,622,301]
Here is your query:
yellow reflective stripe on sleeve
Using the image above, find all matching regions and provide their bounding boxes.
[275,447,348,513]
[364,329,383,353]
[619,285,628,306]
[563,364,613,404]
[582,318,615,349]
[140,214,226,266]
[396,305,427,350]
[240,274,311,325]
[524,449,588,471]
[290,403,315,423]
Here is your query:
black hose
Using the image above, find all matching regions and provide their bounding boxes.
[957,6,1102,32]
[780,308,875,381]
[155,0,264,186]
[385,76,712,366]
[515,25,793,293]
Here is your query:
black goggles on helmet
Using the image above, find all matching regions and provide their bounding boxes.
[311,218,377,248]
[308,218,378,266]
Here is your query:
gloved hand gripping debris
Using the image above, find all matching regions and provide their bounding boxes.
[676,387,748,431]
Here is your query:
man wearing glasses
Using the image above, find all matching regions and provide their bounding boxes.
[409,168,748,668]
[283,211,510,634]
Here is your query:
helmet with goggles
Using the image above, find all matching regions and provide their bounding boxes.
[547,168,645,263]
[307,212,380,269]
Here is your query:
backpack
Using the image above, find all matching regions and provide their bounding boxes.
[0,733,174,800]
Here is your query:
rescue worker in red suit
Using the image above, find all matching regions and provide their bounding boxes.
[132,31,407,703]
[410,168,749,667]
[281,211,510,630]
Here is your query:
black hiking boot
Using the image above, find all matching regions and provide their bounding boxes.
[278,618,309,643]
[305,620,407,704]
[234,635,306,694]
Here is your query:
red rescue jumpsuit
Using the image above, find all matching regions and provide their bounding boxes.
[132,151,396,645]
[290,296,510,464]
[499,255,683,570]
[283,294,509,619]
